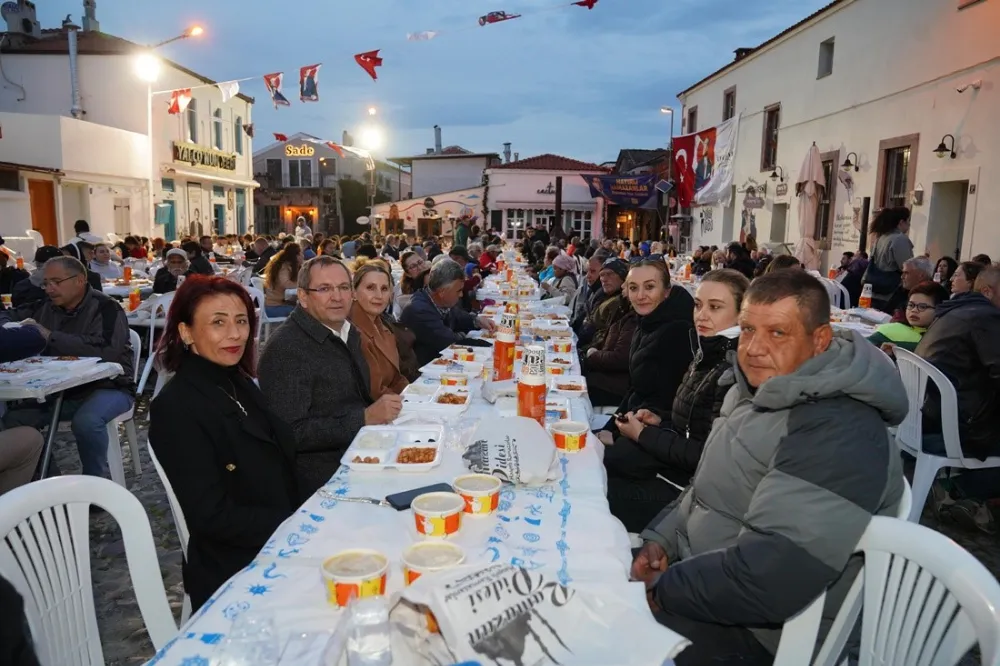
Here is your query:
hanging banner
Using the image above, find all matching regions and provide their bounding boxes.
[582,174,658,208]
[671,115,739,208]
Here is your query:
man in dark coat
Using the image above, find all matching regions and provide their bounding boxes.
[258,256,402,495]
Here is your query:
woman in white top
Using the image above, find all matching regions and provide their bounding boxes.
[89,243,123,280]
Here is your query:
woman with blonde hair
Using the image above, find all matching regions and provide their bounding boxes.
[263,242,301,317]
[350,261,409,398]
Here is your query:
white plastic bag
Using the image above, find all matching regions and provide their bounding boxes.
[462,415,559,485]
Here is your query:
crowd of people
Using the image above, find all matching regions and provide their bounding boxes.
[2,209,999,665]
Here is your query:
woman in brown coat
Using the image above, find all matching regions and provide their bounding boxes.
[350,261,408,398]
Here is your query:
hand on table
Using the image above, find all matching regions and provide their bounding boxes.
[597,430,614,446]
[634,409,662,427]
[476,316,497,333]
[630,541,668,589]
[365,394,403,425]
[617,412,645,442]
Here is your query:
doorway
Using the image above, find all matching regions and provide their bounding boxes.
[27,179,57,245]
[113,198,131,236]
[235,190,247,235]
[213,203,226,235]
[927,181,968,261]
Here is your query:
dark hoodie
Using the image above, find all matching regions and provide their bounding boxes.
[616,284,695,415]
[915,292,1000,459]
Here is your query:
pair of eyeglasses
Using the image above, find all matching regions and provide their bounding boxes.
[906,301,934,313]
[302,284,352,295]
[42,276,78,289]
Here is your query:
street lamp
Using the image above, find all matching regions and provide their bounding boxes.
[367,106,377,117]
[360,126,383,151]
[138,25,204,236]
[660,106,676,230]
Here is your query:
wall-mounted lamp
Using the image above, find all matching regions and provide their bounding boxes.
[841,152,859,173]
[933,134,957,159]
[769,166,785,182]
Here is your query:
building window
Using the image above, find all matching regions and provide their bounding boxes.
[760,104,780,171]
[563,210,594,238]
[875,134,920,210]
[686,106,698,133]
[722,87,736,121]
[817,37,835,79]
[160,178,175,192]
[234,115,243,155]
[213,186,225,198]
[186,99,198,143]
[265,159,281,188]
[213,108,223,150]
[0,168,20,191]
[288,159,313,187]
[261,205,281,234]
[813,153,838,249]
[505,209,527,239]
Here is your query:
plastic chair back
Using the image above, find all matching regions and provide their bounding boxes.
[0,477,176,664]
[892,348,964,460]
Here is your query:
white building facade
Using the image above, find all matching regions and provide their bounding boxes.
[676,0,1000,268]
[0,14,255,245]
[485,155,607,242]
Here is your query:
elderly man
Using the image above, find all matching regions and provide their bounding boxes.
[916,265,1000,532]
[1,257,134,478]
[153,248,194,294]
[632,271,906,665]
[571,248,612,332]
[399,259,496,367]
[258,256,402,497]
[887,255,933,322]
[251,237,277,274]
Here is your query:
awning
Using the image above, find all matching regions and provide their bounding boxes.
[160,165,260,188]
[0,160,63,176]
[494,201,596,209]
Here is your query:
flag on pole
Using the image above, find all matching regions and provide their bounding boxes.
[263,72,290,108]
[217,80,240,103]
[406,31,439,41]
[572,0,599,8]
[274,133,289,142]
[354,50,383,81]
[299,64,321,102]
[242,123,254,138]
[167,89,192,115]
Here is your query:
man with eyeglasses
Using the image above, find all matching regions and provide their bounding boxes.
[886,256,933,322]
[1,257,134,479]
[258,256,401,497]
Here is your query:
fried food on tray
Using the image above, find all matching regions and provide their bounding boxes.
[396,447,436,464]
[352,455,381,464]
[556,383,584,391]
[436,392,467,405]
[431,358,452,366]
[550,358,572,364]
[55,355,80,361]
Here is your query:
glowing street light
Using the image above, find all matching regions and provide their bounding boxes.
[134,52,161,82]
[360,126,383,151]
[152,24,205,48]
[367,106,377,116]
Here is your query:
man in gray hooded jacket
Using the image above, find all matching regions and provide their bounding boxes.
[632,270,907,665]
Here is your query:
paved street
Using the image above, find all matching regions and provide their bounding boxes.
[47,395,991,665]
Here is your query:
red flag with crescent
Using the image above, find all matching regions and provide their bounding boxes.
[354,50,383,81]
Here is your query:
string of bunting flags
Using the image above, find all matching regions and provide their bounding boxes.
[161,0,599,117]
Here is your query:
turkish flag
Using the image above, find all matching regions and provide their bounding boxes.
[672,134,696,208]
[167,89,192,115]
[273,133,288,142]
[354,50,383,81]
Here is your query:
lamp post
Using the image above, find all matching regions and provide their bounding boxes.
[135,25,204,239]
[660,106,675,244]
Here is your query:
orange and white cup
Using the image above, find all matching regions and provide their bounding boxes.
[549,420,589,453]
[453,473,502,516]
[452,348,476,362]
[440,373,468,386]
[321,549,388,607]
[551,340,573,354]
[547,365,566,376]
[412,492,464,538]
[401,541,466,586]
[517,345,547,426]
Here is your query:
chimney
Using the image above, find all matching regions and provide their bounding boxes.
[426,148,435,155]
[342,130,354,147]
[433,125,442,154]
[734,47,753,62]
[82,0,99,32]
[503,142,511,164]
[513,152,519,162]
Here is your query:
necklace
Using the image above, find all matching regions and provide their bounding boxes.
[219,381,247,417]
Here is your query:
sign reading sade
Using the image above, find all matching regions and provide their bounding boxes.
[285,144,315,157]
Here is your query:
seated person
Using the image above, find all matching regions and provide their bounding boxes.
[537,246,559,282]
[399,259,496,367]
[183,240,215,276]
[149,276,298,611]
[61,242,103,292]
[11,246,63,309]
[200,235,232,264]
[0,326,46,495]
[399,250,430,297]
[258,256,402,496]
[153,248,194,294]
[1,257,134,478]
[263,243,302,318]
[596,261,695,446]
[0,241,29,298]
[251,237,277,275]
[580,257,628,354]
[607,269,748,533]
[886,256,933,322]
[632,270,906,665]
[349,262,408,399]
[89,243,123,281]
[581,262,636,408]
[540,254,578,302]
[948,260,986,298]
[867,280,948,352]
[916,266,1000,532]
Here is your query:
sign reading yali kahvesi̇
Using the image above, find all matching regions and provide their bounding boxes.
[172,142,237,171]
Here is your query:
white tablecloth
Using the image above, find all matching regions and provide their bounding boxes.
[0,361,123,401]
[102,283,154,299]
[145,391,649,665]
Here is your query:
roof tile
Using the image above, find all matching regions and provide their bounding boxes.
[492,153,608,172]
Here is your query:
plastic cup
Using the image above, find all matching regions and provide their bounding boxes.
[1,293,11,309]
[549,420,589,453]
[401,541,465,585]
[321,549,388,608]
[412,492,464,538]
[453,474,502,517]
[440,373,468,387]
[551,340,572,354]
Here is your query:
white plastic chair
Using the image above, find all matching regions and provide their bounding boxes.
[246,285,286,343]
[147,437,192,624]
[892,347,1000,523]
[136,292,175,395]
[773,515,1000,666]
[0,476,177,664]
[106,329,143,486]
[25,229,44,248]
[250,275,264,291]
[820,277,851,310]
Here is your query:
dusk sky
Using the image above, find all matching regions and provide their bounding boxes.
[38,0,831,164]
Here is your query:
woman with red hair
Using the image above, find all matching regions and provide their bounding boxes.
[148,275,298,611]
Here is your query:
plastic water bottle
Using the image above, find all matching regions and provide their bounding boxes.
[346,597,392,666]
[859,283,873,310]
[933,271,942,283]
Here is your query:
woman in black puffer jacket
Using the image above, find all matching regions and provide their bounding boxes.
[604,269,750,533]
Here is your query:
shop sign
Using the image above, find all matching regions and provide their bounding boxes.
[774,182,789,204]
[537,182,556,195]
[173,142,237,171]
[285,144,315,157]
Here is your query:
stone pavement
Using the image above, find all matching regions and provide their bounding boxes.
[45,395,992,665]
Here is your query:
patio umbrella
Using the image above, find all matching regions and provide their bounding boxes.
[794,142,826,271]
